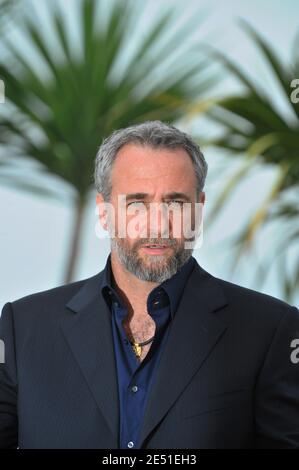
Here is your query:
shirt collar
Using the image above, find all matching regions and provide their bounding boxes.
[100,252,195,318]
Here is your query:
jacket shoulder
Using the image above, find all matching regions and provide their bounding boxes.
[217,276,292,307]
[212,274,298,325]
[6,271,102,319]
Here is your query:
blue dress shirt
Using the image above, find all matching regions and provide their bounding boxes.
[100,253,195,449]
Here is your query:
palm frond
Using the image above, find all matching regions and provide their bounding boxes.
[205,23,299,299]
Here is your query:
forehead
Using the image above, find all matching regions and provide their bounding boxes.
[111,143,196,192]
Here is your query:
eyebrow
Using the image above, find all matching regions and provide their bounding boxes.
[125,192,192,202]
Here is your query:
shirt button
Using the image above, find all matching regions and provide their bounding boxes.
[131,385,138,393]
[127,441,134,448]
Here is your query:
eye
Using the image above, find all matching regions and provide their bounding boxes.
[127,201,145,207]
[168,200,185,206]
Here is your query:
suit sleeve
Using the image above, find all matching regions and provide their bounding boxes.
[254,305,299,449]
[0,302,18,449]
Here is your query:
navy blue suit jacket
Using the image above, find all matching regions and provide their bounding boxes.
[1,259,299,449]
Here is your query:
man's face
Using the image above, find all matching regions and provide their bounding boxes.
[96,143,205,282]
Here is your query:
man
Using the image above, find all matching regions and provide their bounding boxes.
[0,121,299,449]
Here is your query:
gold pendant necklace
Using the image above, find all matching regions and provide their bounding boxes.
[130,335,155,358]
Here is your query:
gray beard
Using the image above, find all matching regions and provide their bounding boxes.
[110,238,193,282]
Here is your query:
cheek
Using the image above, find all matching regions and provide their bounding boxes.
[116,208,149,239]
[126,213,148,239]
[169,211,182,238]
[168,208,194,239]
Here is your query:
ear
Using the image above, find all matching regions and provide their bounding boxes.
[199,191,205,205]
[96,193,109,231]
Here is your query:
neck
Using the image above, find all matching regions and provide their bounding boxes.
[110,251,159,317]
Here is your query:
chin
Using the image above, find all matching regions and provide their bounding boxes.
[140,254,171,267]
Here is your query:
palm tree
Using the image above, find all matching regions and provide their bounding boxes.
[205,21,299,301]
[0,0,215,282]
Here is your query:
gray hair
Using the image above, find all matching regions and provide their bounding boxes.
[94,120,208,201]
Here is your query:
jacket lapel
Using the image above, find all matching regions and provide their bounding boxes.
[59,260,229,448]
[138,262,228,447]
[60,271,119,442]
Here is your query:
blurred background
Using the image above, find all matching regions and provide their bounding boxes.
[0,0,298,312]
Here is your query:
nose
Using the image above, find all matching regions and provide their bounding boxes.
[148,202,170,239]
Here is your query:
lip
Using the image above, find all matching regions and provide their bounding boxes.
[141,245,170,255]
